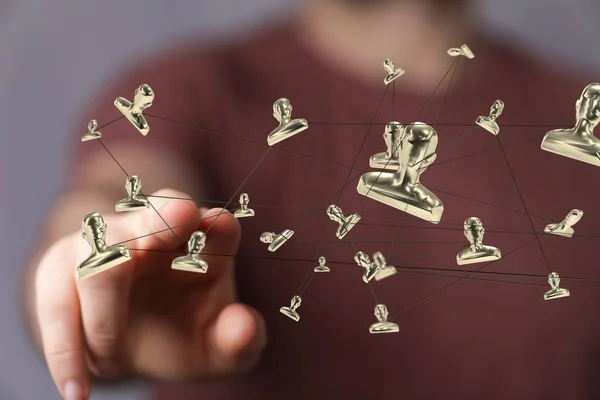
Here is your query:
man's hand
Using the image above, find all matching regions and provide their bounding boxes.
[34,189,267,400]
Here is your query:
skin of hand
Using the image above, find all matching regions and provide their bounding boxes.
[34,188,267,400]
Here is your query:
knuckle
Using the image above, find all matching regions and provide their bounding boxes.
[44,343,80,363]
[85,325,120,353]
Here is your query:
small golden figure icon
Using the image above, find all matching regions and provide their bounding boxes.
[114,83,154,136]
[476,100,504,136]
[383,58,405,85]
[541,83,600,167]
[544,209,583,238]
[369,304,399,334]
[280,295,302,322]
[326,205,361,239]
[76,212,132,280]
[354,251,378,283]
[373,251,397,281]
[171,231,209,273]
[115,175,150,212]
[370,122,404,170]
[81,119,102,142]
[543,272,570,301]
[357,122,444,224]
[234,193,255,219]
[447,44,475,59]
[456,217,501,265]
[314,256,330,273]
[260,229,294,252]
[267,98,308,146]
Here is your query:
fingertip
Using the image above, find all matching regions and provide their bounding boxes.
[198,208,241,248]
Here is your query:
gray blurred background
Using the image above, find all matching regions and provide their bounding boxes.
[0,1,598,399]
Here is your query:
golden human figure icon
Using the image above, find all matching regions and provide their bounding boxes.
[171,231,209,273]
[266,98,308,146]
[260,229,294,252]
[115,175,150,212]
[234,193,255,219]
[326,205,361,239]
[280,295,302,322]
[383,58,405,85]
[544,272,570,300]
[81,119,102,142]
[76,212,132,280]
[476,100,504,136]
[354,251,378,283]
[447,44,475,59]
[114,83,154,136]
[373,251,397,281]
[456,217,501,265]
[369,122,404,170]
[544,209,584,238]
[369,304,399,334]
[314,256,330,273]
[357,122,444,223]
[541,83,600,167]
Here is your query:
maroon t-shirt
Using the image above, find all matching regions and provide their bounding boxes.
[70,23,600,399]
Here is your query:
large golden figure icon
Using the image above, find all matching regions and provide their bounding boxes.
[383,58,405,85]
[76,212,132,280]
[357,122,444,223]
[369,304,399,334]
[456,217,501,265]
[541,83,600,167]
[260,229,294,252]
[369,122,403,170]
[544,209,583,238]
[171,231,209,273]
[280,295,302,322]
[447,44,475,59]
[476,100,504,136]
[267,98,308,146]
[81,119,102,142]
[543,272,570,300]
[114,83,154,136]
[326,204,361,239]
[115,175,150,212]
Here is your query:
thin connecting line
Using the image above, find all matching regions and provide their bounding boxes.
[204,147,272,234]
[398,269,547,288]
[444,126,478,148]
[295,85,391,295]
[96,116,125,130]
[96,139,182,244]
[388,234,543,320]
[309,122,571,128]
[494,136,552,274]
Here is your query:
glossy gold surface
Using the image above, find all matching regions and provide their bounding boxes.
[280,295,302,322]
[383,58,405,85]
[447,44,475,59]
[114,84,154,136]
[81,119,102,142]
[171,231,209,273]
[369,122,403,170]
[544,272,570,300]
[476,100,504,136]
[314,256,330,273]
[541,83,600,167]
[373,251,397,281]
[76,212,131,280]
[354,251,378,283]
[234,193,255,219]
[326,204,361,239]
[369,304,399,334]
[544,209,583,238]
[267,98,308,146]
[260,229,294,252]
[357,122,444,223]
[456,217,501,265]
[115,175,150,212]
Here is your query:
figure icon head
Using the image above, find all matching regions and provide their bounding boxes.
[374,304,389,322]
[188,231,206,255]
[383,59,395,74]
[490,100,504,118]
[88,119,98,132]
[464,217,484,245]
[575,83,600,127]
[240,193,250,207]
[326,204,344,222]
[260,232,274,244]
[318,256,326,266]
[548,272,561,289]
[133,84,155,109]
[82,212,107,247]
[125,175,142,197]
[373,251,385,267]
[273,98,292,123]
[290,295,302,309]
[354,251,371,267]
[565,209,584,226]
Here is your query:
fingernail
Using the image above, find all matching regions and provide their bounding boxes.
[63,379,84,400]
[96,359,118,377]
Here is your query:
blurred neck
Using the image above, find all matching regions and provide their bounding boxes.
[298,0,474,93]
